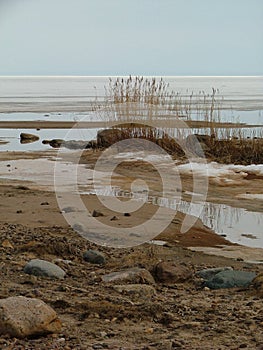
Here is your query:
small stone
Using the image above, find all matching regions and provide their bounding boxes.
[0,296,61,338]
[1,240,14,249]
[40,202,49,205]
[145,327,154,334]
[83,250,106,265]
[24,259,66,279]
[16,210,23,214]
[110,216,119,221]
[124,213,131,217]
[92,210,104,217]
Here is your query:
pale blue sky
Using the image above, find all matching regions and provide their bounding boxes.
[0,0,262,75]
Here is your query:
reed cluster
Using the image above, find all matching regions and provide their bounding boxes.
[93,76,263,164]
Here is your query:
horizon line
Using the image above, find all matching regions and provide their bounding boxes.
[0,75,262,78]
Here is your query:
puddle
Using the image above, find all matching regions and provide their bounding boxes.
[1,157,262,248]
[0,128,98,151]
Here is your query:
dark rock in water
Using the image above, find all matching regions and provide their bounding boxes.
[102,267,155,285]
[83,250,106,265]
[0,296,61,338]
[43,139,97,149]
[24,259,66,279]
[20,133,39,144]
[196,267,233,280]
[42,139,51,145]
[204,270,256,289]
[45,139,64,148]
[154,261,192,283]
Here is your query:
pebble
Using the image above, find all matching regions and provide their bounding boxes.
[83,250,106,265]
[92,210,104,217]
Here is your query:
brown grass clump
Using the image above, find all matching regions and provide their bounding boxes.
[92,76,263,165]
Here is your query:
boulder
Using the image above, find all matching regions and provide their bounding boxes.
[24,259,66,279]
[102,267,155,285]
[83,250,106,265]
[0,296,61,338]
[204,270,256,289]
[196,266,233,280]
[154,261,192,283]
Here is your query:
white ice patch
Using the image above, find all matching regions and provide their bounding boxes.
[236,193,263,200]
[176,161,263,186]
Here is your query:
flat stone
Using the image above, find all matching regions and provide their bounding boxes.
[83,250,106,265]
[102,267,155,285]
[204,270,257,289]
[154,261,192,283]
[196,266,233,280]
[112,284,156,298]
[24,259,66,279]
[0,296,61,338]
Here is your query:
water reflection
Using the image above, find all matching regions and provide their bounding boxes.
[84,186,263,248]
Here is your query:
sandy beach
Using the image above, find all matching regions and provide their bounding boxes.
[0,74,263,349]
[0,143,263,349]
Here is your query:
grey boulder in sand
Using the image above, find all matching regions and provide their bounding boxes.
[24,259,66,279]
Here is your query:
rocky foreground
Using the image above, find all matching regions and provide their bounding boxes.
[0,221,262,350]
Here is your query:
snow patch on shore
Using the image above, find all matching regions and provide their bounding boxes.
[176,161,263,186]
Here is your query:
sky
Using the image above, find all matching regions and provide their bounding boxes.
[0,0,262,76]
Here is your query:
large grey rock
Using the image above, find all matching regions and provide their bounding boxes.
[0,296,61,338]
[102,268,155,285]
[83,250,106,265]
[24,259,66,279]
[154,261,192,284]
[196,266,233,280]
[204,270,257,289]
